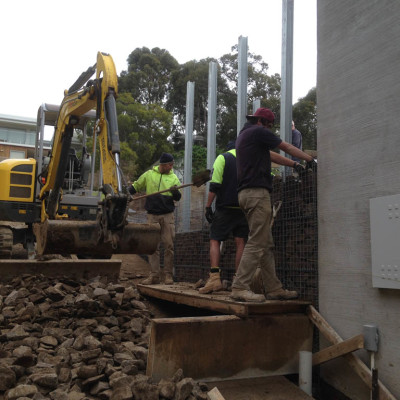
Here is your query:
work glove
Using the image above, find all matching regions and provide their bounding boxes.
[292,162,305,174]
[128,185,136,195]
[205,207,214,223]
[306,159,318,173]
[170,185,181,201]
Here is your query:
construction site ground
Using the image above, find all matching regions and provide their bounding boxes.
[1,245,314,399]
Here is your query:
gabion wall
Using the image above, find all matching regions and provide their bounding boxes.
[173,170,318,304]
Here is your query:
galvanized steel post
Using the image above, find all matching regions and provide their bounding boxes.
[182,81,195,232]
[280,0,294,177]
[207,62,217,170]
[237,36,248,136]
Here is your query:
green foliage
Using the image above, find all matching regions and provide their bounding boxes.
[119,47,179,104]
[119,141,138,181]
[116,93,174,176]
[175,145,208,176]
[292,87,317,150]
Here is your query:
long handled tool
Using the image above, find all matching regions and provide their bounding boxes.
[130,169,211,201]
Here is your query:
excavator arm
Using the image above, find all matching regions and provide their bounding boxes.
[34,52,160,256]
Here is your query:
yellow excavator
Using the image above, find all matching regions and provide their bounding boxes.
[0,52,160,259]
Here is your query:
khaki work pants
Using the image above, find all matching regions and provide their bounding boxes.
[232,188,282,293]
[147,212,175,275]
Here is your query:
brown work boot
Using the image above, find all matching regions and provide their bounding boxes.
[199,272,223,294]
[141,273,160,285]
[266,288,298,300]
[164,273,174,285]
[230,289,265,303]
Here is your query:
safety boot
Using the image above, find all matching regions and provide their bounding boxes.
[230,289,265,303]
[141,273,160,285]
[266,288,298,300]
[199,272,223,294]
[164,272,174,285]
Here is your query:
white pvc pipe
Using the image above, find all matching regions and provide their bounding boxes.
[299,350,312,395]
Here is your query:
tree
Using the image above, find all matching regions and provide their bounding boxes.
[176,145,207,176]
[116,45,316,175]
[116,93,174,176]
[292,87,317,150]
[119,47,179,105]
[218,46,281,148]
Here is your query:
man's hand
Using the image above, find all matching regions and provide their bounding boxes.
[292,162,305,174]
[170,185,181,201]
[205,207,214,223]
[306,159,318,172]
[128,185,136,195]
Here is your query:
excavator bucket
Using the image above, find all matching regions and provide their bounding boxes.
[34,220,161,257]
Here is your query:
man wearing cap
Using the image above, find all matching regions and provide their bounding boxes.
[200,139,249,294]
[231,108,316,302]
[129,153,181,285]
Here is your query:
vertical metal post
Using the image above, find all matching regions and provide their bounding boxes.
[182,81,195,232]
[252,98,261,114]
[280,0,294,177]
[205,62,218,209]
[207,62,217,170]
[237,36,248,136]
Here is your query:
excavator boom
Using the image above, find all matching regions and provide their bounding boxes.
[34,52,160,256]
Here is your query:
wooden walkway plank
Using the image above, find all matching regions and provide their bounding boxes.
[137,282,310,317]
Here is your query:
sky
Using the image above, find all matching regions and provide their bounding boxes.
[1,0,316,120]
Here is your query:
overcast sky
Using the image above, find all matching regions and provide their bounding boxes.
[1,0,316,119]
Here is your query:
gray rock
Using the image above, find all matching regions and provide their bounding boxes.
[12,345,36,368]
[77,364,99,379]
[174,378,195,400]
[110,385,133,400]
[6,325,29,340]
[0,365,16,391]
[30,371,58,389]
[5,384,38,399]
[159,379,176,399]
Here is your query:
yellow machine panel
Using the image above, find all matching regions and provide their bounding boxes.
[0,158,36,203]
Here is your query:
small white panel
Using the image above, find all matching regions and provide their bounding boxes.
[370,194,400,289]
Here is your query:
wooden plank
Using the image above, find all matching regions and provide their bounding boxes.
[312,334,364,366]
[147,314,313,382]
[307,305,396,400]
[137,282,310,317]
[210,376,314,399]
[207,387,226,400]
[0,259,122,281]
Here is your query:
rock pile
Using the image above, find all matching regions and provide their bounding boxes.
[0,274,208,400]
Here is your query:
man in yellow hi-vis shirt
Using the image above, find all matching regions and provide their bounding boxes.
[200,140,249,294]
[129,153,181,285]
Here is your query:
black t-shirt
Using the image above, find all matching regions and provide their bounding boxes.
[236,122,282,193]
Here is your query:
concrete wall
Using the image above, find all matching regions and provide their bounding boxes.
[318,1,400,398]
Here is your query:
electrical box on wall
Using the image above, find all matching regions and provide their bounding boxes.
[370,194,400,289]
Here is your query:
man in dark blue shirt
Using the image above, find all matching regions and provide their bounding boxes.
[231,108,316,302]
[291,120,303,162]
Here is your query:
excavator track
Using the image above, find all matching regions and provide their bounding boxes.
[0,226,13,259]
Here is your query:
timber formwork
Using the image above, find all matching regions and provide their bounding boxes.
[138,282,314,395]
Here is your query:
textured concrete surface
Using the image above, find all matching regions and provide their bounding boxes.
[318,0,400,399]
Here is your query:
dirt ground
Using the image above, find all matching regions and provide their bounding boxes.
[116,254,152,281]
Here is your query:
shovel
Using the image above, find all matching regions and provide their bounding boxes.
[130,169,211,201]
